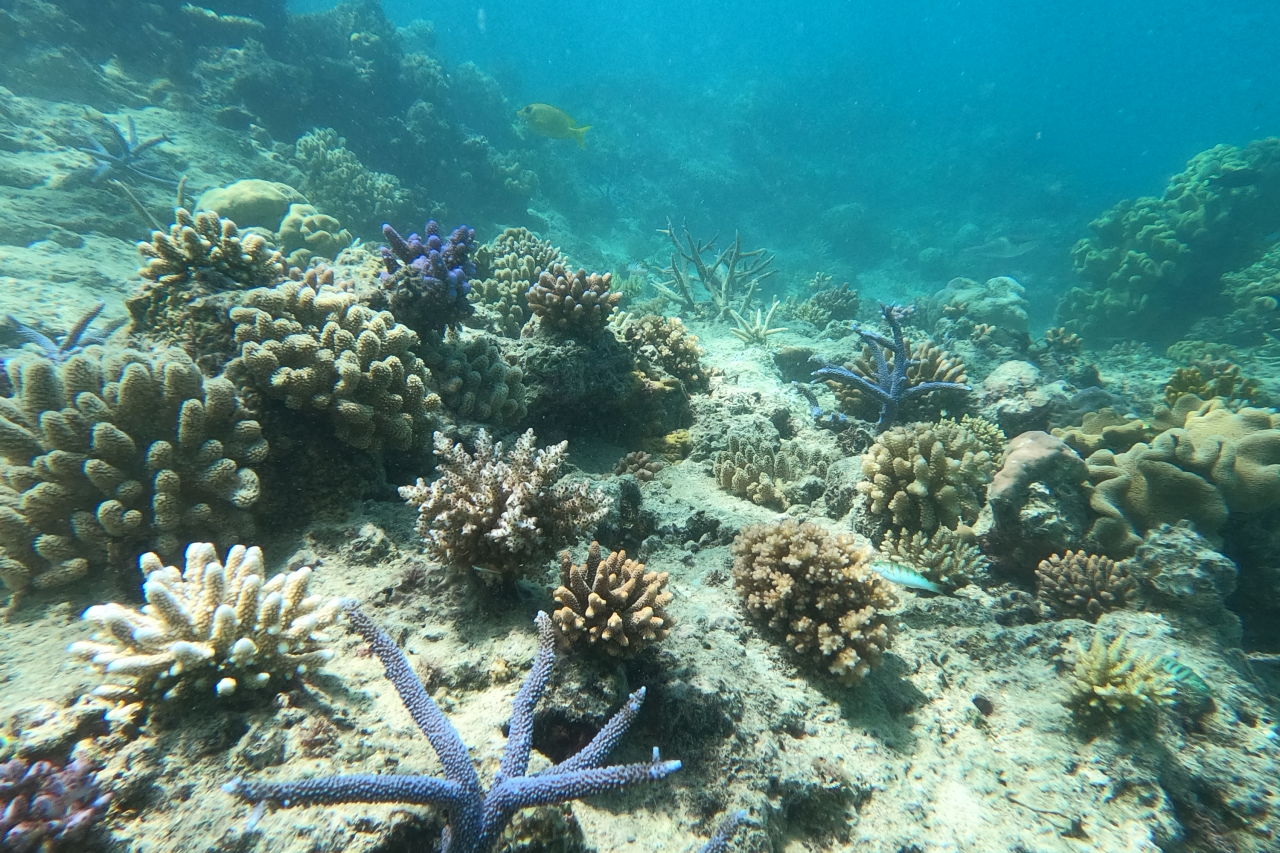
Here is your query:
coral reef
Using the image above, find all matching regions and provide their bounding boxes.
[1059,137,1280,344]
[653,224,775,321]
[291,128,409,233]
[399,430,609,578]
[713,436,832,510]
[470,227,564,338]
[731,520,895,684]
[525,265,622,337]
[616,314,709,392]
[70,543,342,700]
[551,541,672,657]
[857,417,1000,533]
[813,304,970,431]
[1128,522,1240,642]
[419,330,526,424]
[1069,632,1175,721]
[227,278,439,451]
[373,220,477,339]
[1162,360,1261,408]
[225,605,682,851]
[0,348,265,602]
[876,527,986,591]
[0,756,111,849]
[1035,551,1136,621]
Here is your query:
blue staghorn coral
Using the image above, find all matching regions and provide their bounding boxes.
[74,115,176,186]
[5,302,109,363]
[378,220,478,337]
[225,603,682,852]
[812,303,971,431]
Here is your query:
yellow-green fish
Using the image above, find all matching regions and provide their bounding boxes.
[517,103,591,148]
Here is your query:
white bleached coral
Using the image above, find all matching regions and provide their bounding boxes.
[70,543,343,700]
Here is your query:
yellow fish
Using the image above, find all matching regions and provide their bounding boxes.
[517,103,591,148]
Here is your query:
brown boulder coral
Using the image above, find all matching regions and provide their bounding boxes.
[732,520,895,684]
[551,541,672,657]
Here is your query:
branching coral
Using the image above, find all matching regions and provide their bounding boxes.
[1069,632,1175,720]
[227,279,439,450]
[292,127,409,233]
[374,220,477,339]
[399,430,609,579]
[616,313,709,392]
[728,300,787,346]
[713,436,832,510]
[526,264,622,337]
[876,527,986,591]
[551,541,672,657]
[0,756,111,849]
[653,223,775,321]
[470,227,565,337]
[0,348,265,603]
[857,417,1001,533]
[419,330,526,424]
[70,543,342,700]
[1162,360,1261,408]
[731,520,895,684]
[1036,551,1136,621]
[780,278,860,328]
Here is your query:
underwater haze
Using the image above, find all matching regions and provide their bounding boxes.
[2,0,1280,850]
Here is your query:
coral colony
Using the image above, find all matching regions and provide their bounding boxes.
[225,604,681,852]
[380,220,478,334]
[812,303,972,431]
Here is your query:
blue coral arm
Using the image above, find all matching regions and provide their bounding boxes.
[540,687,648,775]
[488,753,683,812]
[343,603,481,795]
[498,611,557,780]
[900,380,972,399]
[811,365,892,403]
[224,773,468,809]
[7,317,60,357]
[700,809,750,853]
[60,302,105,353]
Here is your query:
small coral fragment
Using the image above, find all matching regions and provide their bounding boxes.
[1068,632,1175,720]
[552,541,672,657]
[70,543,342,700]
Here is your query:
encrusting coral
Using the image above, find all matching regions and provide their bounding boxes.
[525,264,622,337]
[70,543,343,700]
[227,278,439,451]
[0,348,266,603]
[732,520,895,684]
[1036,551,1136,622]
[0,756,112,849]
[1069,632,1175,721]
[876,527,986,591]
[551,541,672,657]
[399,430,609,579]
[224,605,682,851]
[857,416,1001,533]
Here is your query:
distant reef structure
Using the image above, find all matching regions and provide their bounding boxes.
[1058,137,1280,347]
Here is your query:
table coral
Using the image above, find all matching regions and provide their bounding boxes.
[551,541,672,657]
[399,430,608,579]
[228,278,440,451]
[70,543,343,700]
[0,348,266,604]
[731,520,895,684]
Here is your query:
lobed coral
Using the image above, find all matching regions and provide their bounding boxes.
[227,278,439,450]
[551,541,672,657]
[1069,632,1175,720]
[399,430,609,579]
[856,417,1001,533]
[0,348,265,602]
[526,264,622,337]
[1053,409,1153,458]
[731,520,895,684]
[0,756,111,849]
[876,527,986,591]
[713,436,832,511]
[1035,551,1136,621]
[70,543,342,700]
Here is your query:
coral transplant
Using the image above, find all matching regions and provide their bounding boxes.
[0,1,1279,851]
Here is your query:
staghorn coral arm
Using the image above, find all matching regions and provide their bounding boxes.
[224,773,468,809]
[498,611,557,779]
[540,687,648,775]
[811,364,893,402]
[343,602,481,794]
[700,809,751,853]
[901,379,973,398]
[488,752,682,812]
[61,302,106,353]
[7,316,60,357]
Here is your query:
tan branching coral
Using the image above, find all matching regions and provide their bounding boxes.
[0,349,266,602]
[1162,360,1261,408]
[419,331,526,424]
[526,264,622,336]
[470,227,566,338]
[70,543,342,700]
[399,430,609,578]
[1069,632,1175,720]
[731,520,895,684]
[857,417,1000,533]
[228,280,439,450]
[780,278,860,328]
[829,338,967,421]
[614,451,665,482]
[1036,551,1136,621]
[876,527,986,590]
[713,437,832,510]
[617,314,709,392]
[551,541,672,657]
